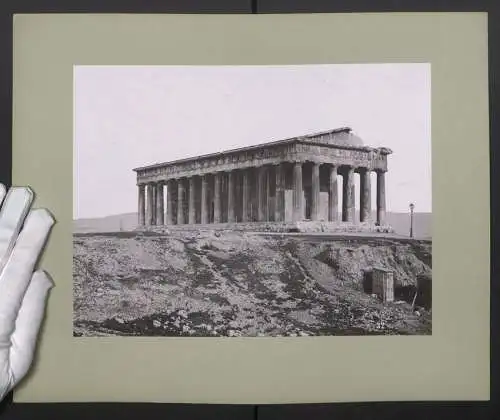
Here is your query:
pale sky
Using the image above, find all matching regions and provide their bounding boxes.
[73,64,431,220]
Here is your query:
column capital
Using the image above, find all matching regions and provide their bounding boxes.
[303,158,321,165]
[343,165,356,174]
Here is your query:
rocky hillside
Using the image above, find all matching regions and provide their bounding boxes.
[73,231,432,337]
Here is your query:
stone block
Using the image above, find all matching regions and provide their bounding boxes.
[372,267,394,303]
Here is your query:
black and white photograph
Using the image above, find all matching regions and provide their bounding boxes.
[73,64,432,337]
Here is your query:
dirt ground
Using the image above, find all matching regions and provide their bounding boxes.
[73,230,432,337]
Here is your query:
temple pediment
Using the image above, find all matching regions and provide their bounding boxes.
[298,127,364,148]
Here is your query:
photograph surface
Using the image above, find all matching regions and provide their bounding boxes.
[73,64,432,337]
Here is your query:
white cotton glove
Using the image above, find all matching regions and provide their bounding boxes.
[0,184,55,401]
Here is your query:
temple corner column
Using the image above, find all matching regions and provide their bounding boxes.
[138,184,146,226]
[376,170,386,226]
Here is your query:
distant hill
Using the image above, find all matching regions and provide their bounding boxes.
[74,211,431,239]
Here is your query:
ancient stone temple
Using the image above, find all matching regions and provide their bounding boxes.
[133,127,392,231]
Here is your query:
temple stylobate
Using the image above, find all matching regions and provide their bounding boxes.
[133,127,392,230]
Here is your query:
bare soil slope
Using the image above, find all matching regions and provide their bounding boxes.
[73,231,432,337]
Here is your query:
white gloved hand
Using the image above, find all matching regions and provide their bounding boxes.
[0,185,55,401]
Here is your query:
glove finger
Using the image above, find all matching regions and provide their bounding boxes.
[9,270,53,383]
[0,187,34,274]
[0,183,6,206]
[0,208,54,341]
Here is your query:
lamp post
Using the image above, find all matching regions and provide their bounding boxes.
[409,203,415,238]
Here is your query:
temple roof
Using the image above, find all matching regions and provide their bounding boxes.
[133,127,380,172]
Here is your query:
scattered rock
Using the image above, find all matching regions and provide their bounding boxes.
[74,231,432,337]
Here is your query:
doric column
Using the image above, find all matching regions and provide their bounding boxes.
[349,168,356,222]
[201,175,208,224]
[342,167,354,222]
[188,177,196,224]
[151,183,158,225]
[242,169,250,222]
[257,166,267,222]
[177,178,185,225]
[274,164,285,222]
[213,172,221,223]
[376,170,386,226]
[360,168,371,223]
[155,183,164,226]
[266,168,271,221]
[146,184,154,225]
[350,171,356,222]
[138,184,146,226]
[166,179,174,225]
[227,171,236,223]
[328,165,338,222]
[311,162,320,221]
[293,161,303,222]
